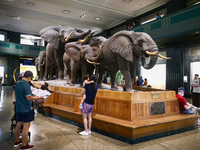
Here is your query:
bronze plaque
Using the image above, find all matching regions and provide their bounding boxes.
[150,102,165,115]
[152,93,160,99]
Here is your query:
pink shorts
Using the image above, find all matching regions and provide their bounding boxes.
[81,102,94,114]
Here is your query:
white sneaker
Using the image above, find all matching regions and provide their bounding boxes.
[88,130,91,134]
[79,131,89,136]
[34,109,38,114]
[196,121,200,126]
[19,133,22,139]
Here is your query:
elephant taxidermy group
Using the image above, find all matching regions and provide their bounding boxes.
[39,25,91,80]
[38,27,170,91]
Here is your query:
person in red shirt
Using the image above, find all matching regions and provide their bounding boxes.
[176,87,200,125]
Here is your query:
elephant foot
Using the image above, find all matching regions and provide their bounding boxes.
[57,78,63,81]
[69,83,75,86]
[66,80,71,84]
[98,84,104,89]
[43,78,47,81]
[125,87,132,92]
[111,85,118,89]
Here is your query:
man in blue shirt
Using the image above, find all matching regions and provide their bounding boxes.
[138,76,144,86]
[14,71,44,150]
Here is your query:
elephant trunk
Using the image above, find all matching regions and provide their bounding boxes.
[85,46,102,62]
[142,47,158,69]
[38,52,46,72]
[65,30,91,42]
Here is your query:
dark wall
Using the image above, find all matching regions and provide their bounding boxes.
[0,29,20,43]
[184,43,200,93]
[167,0,186,14]
[7,31,20,43]
[166,45,184,91]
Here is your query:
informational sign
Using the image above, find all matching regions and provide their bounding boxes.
[23,60,33,65]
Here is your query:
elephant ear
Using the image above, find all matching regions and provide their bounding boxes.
[39,26,60,49]
[108,33,133,62]
[65,43,81,61]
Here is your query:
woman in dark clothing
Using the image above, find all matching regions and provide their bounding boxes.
[79,75,98,136]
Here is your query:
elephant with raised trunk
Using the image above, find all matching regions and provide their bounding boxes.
[39,25,91,80]
[86,31,170,91]
[63,42,96,85]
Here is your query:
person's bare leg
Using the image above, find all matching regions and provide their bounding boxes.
[15,121,23,142]
[21,122,30,146]
[82,113,88,132]
[88,113,92,131]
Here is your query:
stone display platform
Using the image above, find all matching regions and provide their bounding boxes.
[33,81,199,143]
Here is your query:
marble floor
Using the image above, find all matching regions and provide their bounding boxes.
[0,86,200,150]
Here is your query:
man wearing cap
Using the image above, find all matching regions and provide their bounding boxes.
[176,87,200,125]
[191,74,200,107]
[14,70,44,149]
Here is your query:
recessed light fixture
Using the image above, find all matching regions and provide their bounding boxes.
[95,17,101,20]
[27,2,35,6]
[6,0,12,2]
[80,13,87,18]
[123,0,132,3]
[63,10,70,14]
[13,16,21,20]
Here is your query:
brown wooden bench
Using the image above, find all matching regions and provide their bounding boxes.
[41,88,198,140]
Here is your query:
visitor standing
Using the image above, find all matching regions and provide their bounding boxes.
[79,75,98,136]
[191,74,200,107]
[0,76,3,90]
[14,70,44,149]
[143,78,148,86]
[138,76,144,86]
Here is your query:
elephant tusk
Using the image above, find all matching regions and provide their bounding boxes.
[78,35,88,43]
[87,59,100,65]
[65,32,73,42]
[35,62,38,65]
[41,61,45,66]
[158,54,171,60]
[145,51,158,55]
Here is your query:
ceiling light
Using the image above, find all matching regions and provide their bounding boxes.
[123,0,132,3]
[14,17,21,20]
[6,0,12,2]
[27,2,35,6]
[80,13,87,18]
[63,10,70,14]
[95,17,101,20]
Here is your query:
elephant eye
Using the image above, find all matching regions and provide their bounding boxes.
[138,40,143,46]
[139,40,143,43]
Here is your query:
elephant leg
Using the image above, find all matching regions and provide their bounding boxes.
[81,63,88,85]
[55,50,64,80]
[97,67,105,88]
[43,59,51,80]
[70,61,78,85]
[118,60,132,92]
[44,44,54,80]
[130,57,139,87]
[110,72,118,89]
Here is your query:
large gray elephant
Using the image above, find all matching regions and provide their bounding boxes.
[35,51,46,80]
[63,42,96,85]
[86,31,170,91]
[39,25,91,80]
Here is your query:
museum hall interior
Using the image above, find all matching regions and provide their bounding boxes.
[0,0,200,150]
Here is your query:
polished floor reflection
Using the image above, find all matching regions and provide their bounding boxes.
[0,86,200,150]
